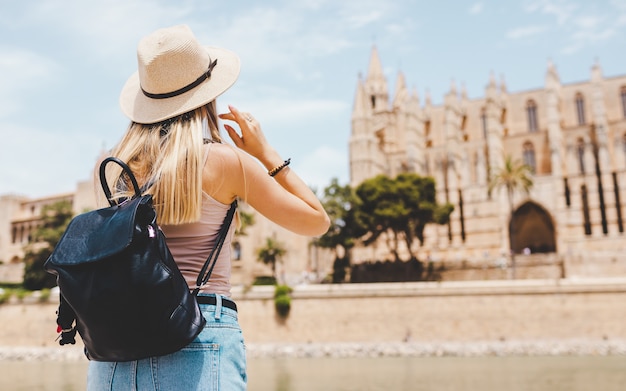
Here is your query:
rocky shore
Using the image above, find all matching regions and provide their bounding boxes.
[2,339,625,361]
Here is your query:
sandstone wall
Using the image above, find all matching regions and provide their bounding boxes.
[1,278,625,348]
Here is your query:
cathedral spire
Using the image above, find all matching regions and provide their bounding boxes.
[545,59,560,90]
[486,71,498,100]
[393,71,409,110]
[591,58,603,82]
[445,78,460,108]
[364,45,388,112]
[352,75,369,119]
[488,71,497,88]
[411,86,420,105]
[366,45,385,82]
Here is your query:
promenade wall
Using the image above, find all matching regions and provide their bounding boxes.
[2,278,626,349]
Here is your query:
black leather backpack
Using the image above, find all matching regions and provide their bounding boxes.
[44,157,236,361]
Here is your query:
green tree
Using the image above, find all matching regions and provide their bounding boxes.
[488,155,534,278]
[315,178,366,282]
[396,173,454,256]
[355,173,453,260]
[488,155,533,212]
[22,200,74,290]
[256,237,286,281]
[235,210,255,236]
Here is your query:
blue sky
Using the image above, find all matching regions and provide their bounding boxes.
[1,0,625,198]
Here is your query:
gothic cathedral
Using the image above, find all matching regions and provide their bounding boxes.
[349,47,626,277]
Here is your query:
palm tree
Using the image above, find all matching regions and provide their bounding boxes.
[256,237,287,282]
[489,155,533,278]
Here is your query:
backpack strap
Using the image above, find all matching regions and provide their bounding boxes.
[56,294,77,345]
[192,200,238,295]
[99,157,142,206]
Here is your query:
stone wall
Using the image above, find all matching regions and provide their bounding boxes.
[2,278,624,348]
[234,278,626,344]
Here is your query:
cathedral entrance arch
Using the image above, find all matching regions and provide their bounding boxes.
[509,201,557,254]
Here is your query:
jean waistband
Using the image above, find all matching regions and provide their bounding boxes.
[196,295,237,312]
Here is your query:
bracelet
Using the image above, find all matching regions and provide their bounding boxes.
[268,158,291,177]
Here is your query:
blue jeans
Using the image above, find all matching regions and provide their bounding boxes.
[87,294,247,390]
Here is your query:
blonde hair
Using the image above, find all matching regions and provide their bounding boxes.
[105,101,221,225]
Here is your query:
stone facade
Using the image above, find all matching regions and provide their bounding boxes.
[349,47,626,276]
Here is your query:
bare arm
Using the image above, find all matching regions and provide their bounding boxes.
[213,105,330,236]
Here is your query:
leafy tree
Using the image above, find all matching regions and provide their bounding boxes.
[355,175,404,259]
[235,209,255,236]
[256,237,286,281]
[315,178,366,282]
[22,200,74,290]
[395,173,454,255]
[488,155,534,278]
[355,173,453,260]
[488,155,533,212]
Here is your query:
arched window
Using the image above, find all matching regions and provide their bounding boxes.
[523,142,536,173]
[577,138,586,174]
[526,100,539,132]
[575,93,586,125]
[621,86,626,118]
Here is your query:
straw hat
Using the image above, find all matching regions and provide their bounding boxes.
[119,24,240,124]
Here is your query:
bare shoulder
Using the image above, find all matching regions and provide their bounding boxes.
[202,143,240,203]
[205,141,237,161]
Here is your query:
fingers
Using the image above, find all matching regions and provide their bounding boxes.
[224,124,242,147]
[219,105,257,138]
[218,105,251,124]
[219,105,266,157]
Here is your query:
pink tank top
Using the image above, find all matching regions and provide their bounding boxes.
[160,145,235,297]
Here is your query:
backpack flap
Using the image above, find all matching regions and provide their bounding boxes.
[45,195,155,268]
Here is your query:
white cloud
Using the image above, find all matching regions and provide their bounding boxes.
[0,47,60,118]
[192,5,357,79]
[521,0,626,54]
[221,97,349,129]
[343,10,385,29]
[469,2,484,15]
[0,122,101,197]
[337,1,394,29]
[298,145,349,192]
[19,0,194,60]
[523,0,577,25]
[574,15,602,30]
[506,25,549,39]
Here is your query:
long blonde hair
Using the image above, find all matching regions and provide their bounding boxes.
[105,101,221,225]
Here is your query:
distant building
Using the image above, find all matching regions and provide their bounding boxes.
[349,47,626,277]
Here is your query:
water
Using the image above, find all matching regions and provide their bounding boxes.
[0,356,625,390]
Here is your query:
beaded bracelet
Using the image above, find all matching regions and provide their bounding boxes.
[268,158,291,177]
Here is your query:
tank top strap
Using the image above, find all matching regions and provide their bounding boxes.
[203,140,214,166]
